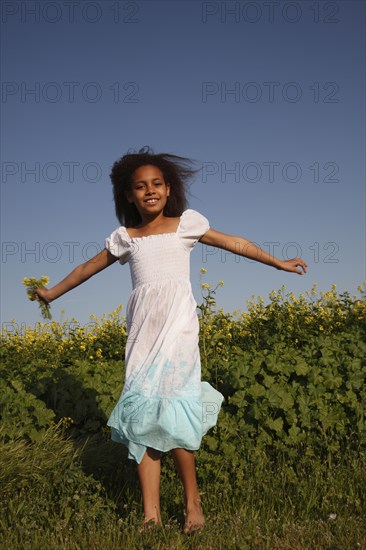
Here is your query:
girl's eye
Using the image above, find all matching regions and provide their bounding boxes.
[134,182,162,190]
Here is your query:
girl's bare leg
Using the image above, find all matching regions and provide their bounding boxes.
[170,448,205,532]
[136,447,162,526]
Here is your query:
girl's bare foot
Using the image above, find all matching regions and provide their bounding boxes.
[183,499,205,535]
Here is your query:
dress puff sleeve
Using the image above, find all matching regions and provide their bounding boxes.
[104,227,131,265]
[178,209,210,250]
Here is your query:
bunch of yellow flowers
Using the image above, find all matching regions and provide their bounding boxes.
[23,276,52,320]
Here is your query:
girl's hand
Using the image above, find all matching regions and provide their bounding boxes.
[276,258,307,275]
[34,287,52,304]
[23,277,53,320]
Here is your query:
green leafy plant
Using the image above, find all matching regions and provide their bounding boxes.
[1,278,366,547]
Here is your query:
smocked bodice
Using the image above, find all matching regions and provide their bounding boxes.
[127,234,190,289]
[104,209,210,289]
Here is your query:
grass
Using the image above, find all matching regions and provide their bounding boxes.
[1,424,365,549]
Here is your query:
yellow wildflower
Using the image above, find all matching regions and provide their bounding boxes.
[23,275,52,320]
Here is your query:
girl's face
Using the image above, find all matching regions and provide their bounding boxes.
[126,164,170,218]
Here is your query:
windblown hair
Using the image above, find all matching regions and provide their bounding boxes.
[109,146,199,227]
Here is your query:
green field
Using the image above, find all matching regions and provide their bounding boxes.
[1,280,365,549]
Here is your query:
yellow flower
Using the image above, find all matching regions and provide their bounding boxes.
[201,283,211,290]
[200,267,207,274]
[23,275,52,319]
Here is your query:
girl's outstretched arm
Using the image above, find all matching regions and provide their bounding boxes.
[34,248,118,304]
[199,229,307,275]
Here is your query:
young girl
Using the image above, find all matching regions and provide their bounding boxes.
[34,147,307,534]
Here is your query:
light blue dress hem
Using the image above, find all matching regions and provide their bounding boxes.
[107,381,224,464]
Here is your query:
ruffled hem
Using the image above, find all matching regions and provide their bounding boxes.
[107,381,224,463]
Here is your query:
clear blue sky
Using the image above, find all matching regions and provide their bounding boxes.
[1,0,365,330]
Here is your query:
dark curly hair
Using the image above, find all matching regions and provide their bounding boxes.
[109,146,199,227]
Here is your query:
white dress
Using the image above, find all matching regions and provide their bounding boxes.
[104,209,224,463]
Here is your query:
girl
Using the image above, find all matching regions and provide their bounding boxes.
[34,147,307,534]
